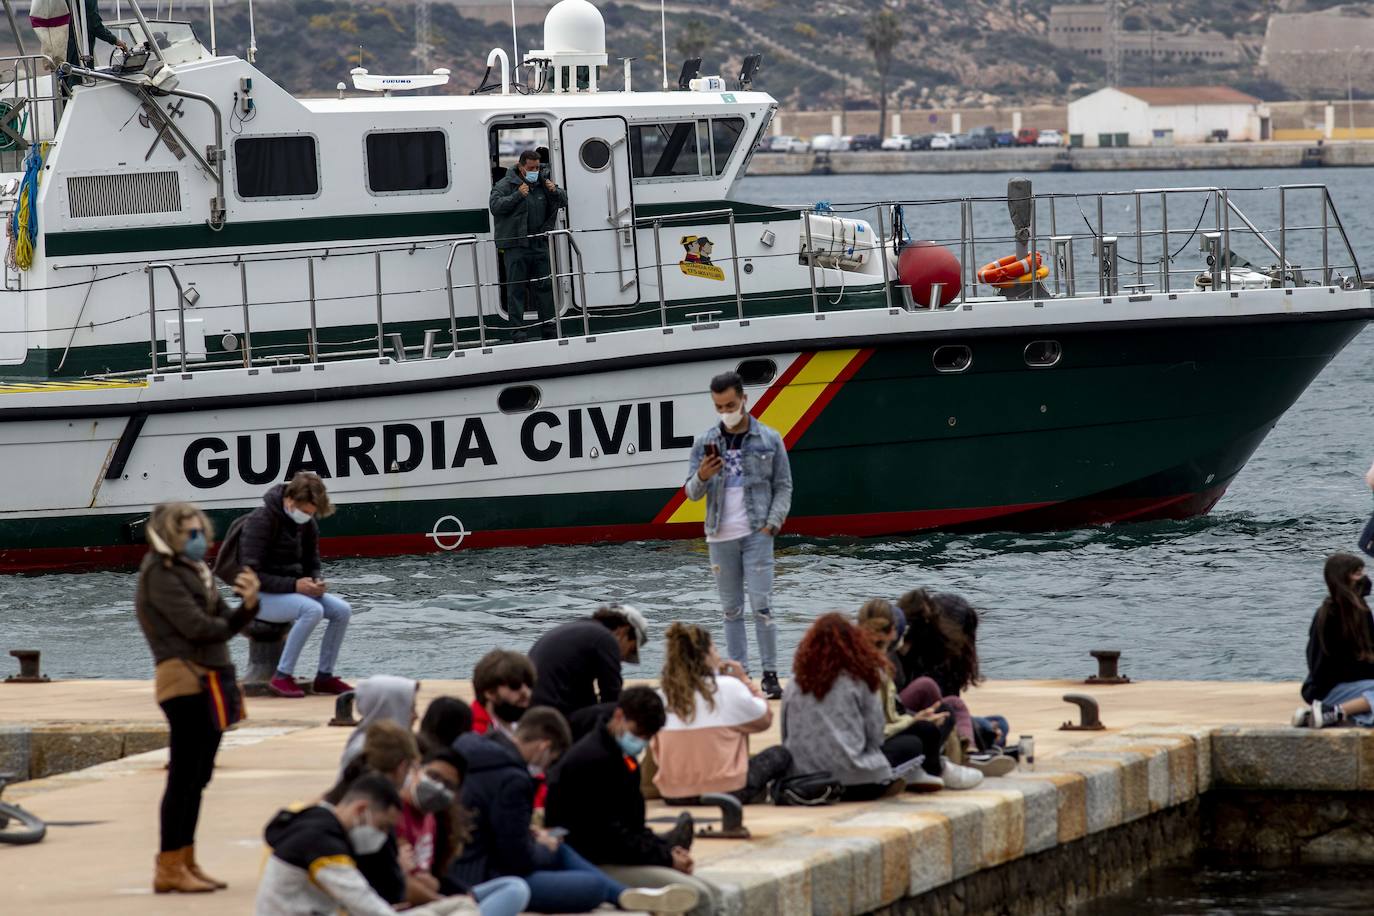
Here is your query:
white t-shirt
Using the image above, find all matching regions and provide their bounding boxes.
[706,429,751,543]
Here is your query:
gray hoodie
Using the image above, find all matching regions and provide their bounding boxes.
[780,672,893,786]
[339,676,419,771]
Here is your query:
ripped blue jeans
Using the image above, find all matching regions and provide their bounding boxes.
[708,531,778,672]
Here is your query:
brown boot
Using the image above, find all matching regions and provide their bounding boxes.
[153,849,216,894]
[184,845,227,890]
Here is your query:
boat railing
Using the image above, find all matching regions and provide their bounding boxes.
[0,54,66,170]
[118,183,1364,380]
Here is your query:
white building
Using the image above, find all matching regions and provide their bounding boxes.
[1067,87,1268,148]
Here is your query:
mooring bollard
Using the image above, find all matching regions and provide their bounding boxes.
[329,691,358,727]
[695,793,750,839]
[1060,693,1105,731]
[241,620,292,696]
[1086,649,1130,685]
[5,649,50,683]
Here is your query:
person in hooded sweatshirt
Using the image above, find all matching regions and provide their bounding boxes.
[449,707,697,915]
[240,471,354,698]
[256,773,476,916]
[340,676,422,773]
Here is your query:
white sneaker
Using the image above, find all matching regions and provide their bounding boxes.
[966,752,1017,778]
[939,759,985,790]
[1291,704,1314,728]
[904,769,945,793]
[619,884,700,914]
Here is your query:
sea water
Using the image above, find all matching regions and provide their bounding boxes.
[1,167,1372,681]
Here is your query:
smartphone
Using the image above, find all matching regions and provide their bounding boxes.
[704,443,720,459]
[546,827,569,839]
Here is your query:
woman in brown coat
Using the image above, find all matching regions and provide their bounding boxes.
[134,502,260,893]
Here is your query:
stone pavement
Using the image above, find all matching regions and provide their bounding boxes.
[0,678,1307,914]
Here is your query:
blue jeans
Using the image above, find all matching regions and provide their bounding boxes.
[973,715,1010,750]
[255,591,352,677]
[473,876,531,916]
[524,843,627,913]
[708,531,777,672]
[1321,680,1374,726]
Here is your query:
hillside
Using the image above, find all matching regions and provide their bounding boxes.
[18,0,1362,106]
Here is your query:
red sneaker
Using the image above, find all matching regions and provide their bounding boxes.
[312,674,353,696]
[268,675,305,698]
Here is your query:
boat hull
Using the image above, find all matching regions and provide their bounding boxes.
[0,308,1363,573]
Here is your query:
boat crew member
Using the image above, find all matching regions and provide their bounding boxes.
[683,371,793,700]
[489,150,567,342]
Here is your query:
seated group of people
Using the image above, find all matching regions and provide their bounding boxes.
[256,592,1013,915]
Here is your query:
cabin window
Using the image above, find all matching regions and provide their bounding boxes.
[1024,340,1062,368]
[498,385,542,413]
[933,345,972,373]
[711,118,746,174]
[580,138,611,172]
[630,121,708,179]
[737,358,777,386]
[365,130,449,194]
[234,135,319,199]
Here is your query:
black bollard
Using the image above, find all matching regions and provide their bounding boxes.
[5,649,49,683]
[1086,649,1130,685]
[329,691,358,727]
[1060,693,1106,731]
[241,620,291,696]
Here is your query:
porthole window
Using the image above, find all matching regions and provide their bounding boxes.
[1024,340,1062,368]
[498,385,541,413]
[737,359,777,386]
[933,345,972,373]
[580,138,611,172]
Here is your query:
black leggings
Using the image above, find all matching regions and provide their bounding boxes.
[664,745,794,806]
[882,713,955,777]
[159,693,224,852]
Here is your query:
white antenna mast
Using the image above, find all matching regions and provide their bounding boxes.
[208,0,217,56]
[415,0,431,71]
[246,0,258,62]
[660,0,668,89]
[510,0,519,85]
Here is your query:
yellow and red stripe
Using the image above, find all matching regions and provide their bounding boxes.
[654,348,873,526]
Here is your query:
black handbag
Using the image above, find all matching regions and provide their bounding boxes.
[771,771,843,806]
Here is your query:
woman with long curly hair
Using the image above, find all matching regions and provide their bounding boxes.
[781,613,915,800]
[1296,553,1374,728]
[652,623,791,804]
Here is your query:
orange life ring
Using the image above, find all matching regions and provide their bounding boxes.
[977,252,1044,287]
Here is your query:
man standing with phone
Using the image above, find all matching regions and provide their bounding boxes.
[684,371,793,699]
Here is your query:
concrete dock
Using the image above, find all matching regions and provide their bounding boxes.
[0,677,1320,915]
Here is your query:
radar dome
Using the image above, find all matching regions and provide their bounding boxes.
[542,0,606,55]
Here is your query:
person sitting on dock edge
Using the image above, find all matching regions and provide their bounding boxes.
[1295,552,1374,729]
[240,472,354,699]
[685,370,793,699]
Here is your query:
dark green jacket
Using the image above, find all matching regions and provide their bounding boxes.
[488,166,567,249]
[66,0,121,65]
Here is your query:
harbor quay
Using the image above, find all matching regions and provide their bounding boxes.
[5,677,1371,915]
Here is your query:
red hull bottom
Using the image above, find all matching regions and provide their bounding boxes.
[0,484,1230,575]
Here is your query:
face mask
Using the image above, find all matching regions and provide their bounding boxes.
[182,529,208,562]
[284,504,312,525]
[348,813,388,856]
[616,732,647,759]
[414,774,455,813]
[524,170,540,183]
[493,701,527,724]
[1359,576,1371,598]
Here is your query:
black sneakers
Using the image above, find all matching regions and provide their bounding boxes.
[760,671,783,700]
[660,811,694,850]
[1292,699,1345,729]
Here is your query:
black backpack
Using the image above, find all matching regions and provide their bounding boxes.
[212,509,277,583]
[771,771,844,806]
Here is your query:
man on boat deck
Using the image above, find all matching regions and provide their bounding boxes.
[684,371,793,700]
[489,150,567,342]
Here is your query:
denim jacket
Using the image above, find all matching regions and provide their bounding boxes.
[684,419,793,537]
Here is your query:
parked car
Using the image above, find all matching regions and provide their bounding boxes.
[910,133,935,150]
[994,131,1016,147]
[848,134,881,151]
[880,134,914,150]
[1015,128,1039,146]
[970,126,999,144]
[768,135,810,153]
[929,132,956,150]
[1036,129,1063,147]
[955,131,991,150]
[811,134,849,152]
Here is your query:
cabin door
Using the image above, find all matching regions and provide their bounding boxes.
[558,117,638,308]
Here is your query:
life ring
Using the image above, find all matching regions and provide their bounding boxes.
[977,252,1045,287]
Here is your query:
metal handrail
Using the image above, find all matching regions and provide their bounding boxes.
[444,237,484,349]
[546,228,590,337]
[145,262,189,372]
[633,208,744,319]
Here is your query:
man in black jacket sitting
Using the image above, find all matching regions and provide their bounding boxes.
[240,472,353,698]
[545,688,717,915]
[528,604,648,737]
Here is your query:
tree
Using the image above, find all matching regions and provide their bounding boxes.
[675,18,713,65]
[865,9,903,140]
